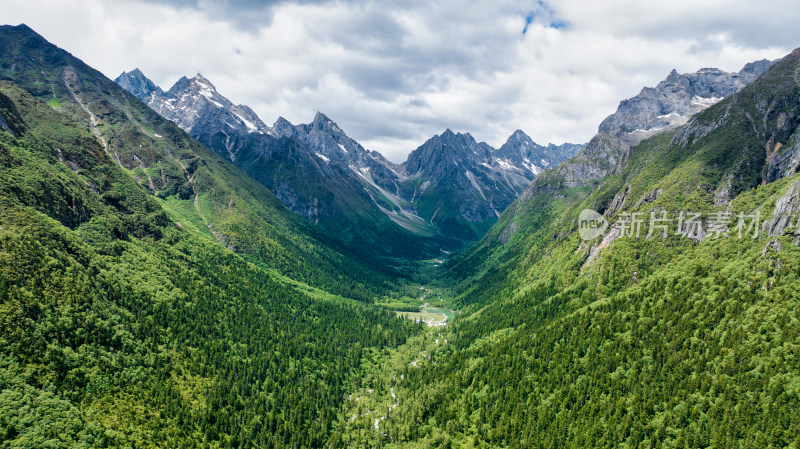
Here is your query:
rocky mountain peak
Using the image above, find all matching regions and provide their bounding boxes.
[166,75,191,95]
[311,111,341,133]
[192,72,212,84]
[665,68,680,82]
[172,73,217,96]
[499,130,533,151]
[505,129,538,146]
[118,70,272,141]
[739,59,774,76]
[191,74,219,94]
[273,116,297,136]
[437,129,480,151]
[597,60,775,138]
[497,129,581,174]
[114,69,163,103]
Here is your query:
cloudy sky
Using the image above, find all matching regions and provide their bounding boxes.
[5,0,800,162]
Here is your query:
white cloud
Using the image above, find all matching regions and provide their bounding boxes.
[3,0,797,162]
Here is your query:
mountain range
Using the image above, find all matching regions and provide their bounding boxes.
[115,59,773,257]
[115,69,583,256]
[3,21,800,448]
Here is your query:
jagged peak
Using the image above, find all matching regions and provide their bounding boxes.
[271,116,299,138]
[274,116,293,127]
[165,73,218,96]
[502,129,539,148]
[312,111,337,127]
[665,68,680,81]
[116,69,140,80]
[439,128,473,137]
[116,68,157,86]
[167,76,191,95]
[119,68,144,78]
[310,112,347,136]
[191,72,210,82]
[189,73,216,90]
[739,59,775,76]
[114,68,162,101]
[433,128,482,148]
[510,129,532,141]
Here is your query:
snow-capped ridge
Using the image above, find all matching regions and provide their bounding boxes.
[116,70,581,246]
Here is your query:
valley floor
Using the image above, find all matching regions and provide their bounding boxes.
[334,317,450,447]
[329,283,457,447]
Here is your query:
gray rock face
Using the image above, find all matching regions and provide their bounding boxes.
[763,80,800,184]
[116,69,581,250]
[670,49,800,195]
[525,59,776,195]
[497,130,582,175]
[404,130,516,231]
[767,135,800,182]
[152,74,269,140]
[273,111,401,192]
[764,180,800,237]
[115,69,164,103]
[599,64,768,135]
[401,129,582,238]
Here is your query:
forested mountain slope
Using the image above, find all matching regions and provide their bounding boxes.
[0,24,402,302]
[0,23,426,447]
[0,79,422,447]
[449,56,776,296]
[363,48,800,447]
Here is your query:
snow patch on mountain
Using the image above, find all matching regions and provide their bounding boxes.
[522,159,541,174]
[234,111,259,133]
[691,96,723,108]
[465,170,486,200]
[494,158,519,171]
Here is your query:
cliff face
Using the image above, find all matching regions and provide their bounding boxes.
[523,60,776,198]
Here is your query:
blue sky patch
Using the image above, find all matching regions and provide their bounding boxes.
[523,1,568,34]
